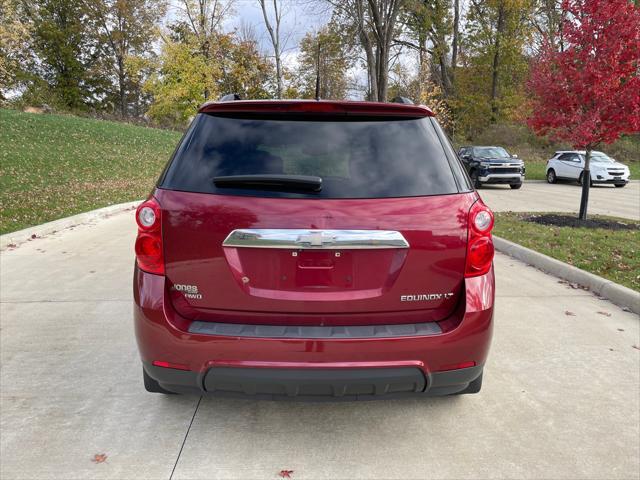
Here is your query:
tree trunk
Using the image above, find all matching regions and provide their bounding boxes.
[559,3,565,52]
[439,52,452,97]
[117,57,126,118]
[490,3,505,123]
[274,0,283,99]
[202,40,210,100]
[377,42,389,101]
[258,0,283,98]
[451,0,459,89]
[365,44,378,100]
[275,52,283,99]
[364,0,401,102]
[418,32,426,71]
[578,149,591,220]
[359,28,377,99]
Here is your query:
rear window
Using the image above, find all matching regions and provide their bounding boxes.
[160,114,465,198]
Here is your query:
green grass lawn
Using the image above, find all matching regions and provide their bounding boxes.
[524,161,548,180]
[493,212,640,291]
[0,109,182,234]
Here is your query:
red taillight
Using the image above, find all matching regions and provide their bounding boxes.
[465,200,494,277]
[152,360,190,371]
[437,361,476,372]
[135,197,164,275]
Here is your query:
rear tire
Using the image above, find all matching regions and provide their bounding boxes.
[143,368,176,394]
[614,183,626,188]
[510,183,522,190]
[457,373,483,395]
[546,169,557,184]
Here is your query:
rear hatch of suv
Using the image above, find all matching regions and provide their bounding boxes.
[155,101,475,326]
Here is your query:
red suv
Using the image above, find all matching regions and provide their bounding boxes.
[134,99,495,400]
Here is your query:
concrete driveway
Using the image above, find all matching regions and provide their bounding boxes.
[479,180,640,220]
[1,210,639,479]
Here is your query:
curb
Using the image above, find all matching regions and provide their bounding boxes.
[493,236,640,315]
[0,201,140,250]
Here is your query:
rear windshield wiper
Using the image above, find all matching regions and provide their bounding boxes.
[213,174,322,192]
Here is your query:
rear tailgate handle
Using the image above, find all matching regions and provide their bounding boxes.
[222,229,410,249]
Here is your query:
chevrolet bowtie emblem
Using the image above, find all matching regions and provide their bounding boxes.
[296,231,337,246]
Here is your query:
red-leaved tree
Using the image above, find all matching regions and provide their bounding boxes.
[527,0,640,220]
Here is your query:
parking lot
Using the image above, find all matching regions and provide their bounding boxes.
[1,201,638,479]
[480,180,640,220]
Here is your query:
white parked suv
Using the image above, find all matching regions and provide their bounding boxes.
[546,151,630,188]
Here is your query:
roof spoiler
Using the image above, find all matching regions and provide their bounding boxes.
[198,100,434,117]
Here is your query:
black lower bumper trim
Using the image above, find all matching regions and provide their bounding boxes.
[204,367,425,398]
[143,363,483,401]
[593,180,628,185]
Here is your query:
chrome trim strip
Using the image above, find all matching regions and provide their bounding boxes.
[189,320,441,338]
[222,229,410,249]
[479,173,525,180]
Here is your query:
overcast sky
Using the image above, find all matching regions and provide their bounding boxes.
[223,1,332,62]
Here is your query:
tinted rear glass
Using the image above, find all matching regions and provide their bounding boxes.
[160,114,461,198]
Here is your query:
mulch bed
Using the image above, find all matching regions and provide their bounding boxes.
[524,213,639,230]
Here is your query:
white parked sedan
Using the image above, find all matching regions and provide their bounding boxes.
[546,151,631,187]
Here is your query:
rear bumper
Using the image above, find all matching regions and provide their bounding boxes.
[134,266,494,400]
[143,362,484,400]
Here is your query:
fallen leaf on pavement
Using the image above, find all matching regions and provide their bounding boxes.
[279,470,294,478]
[92,454,107,464]
[597,311,612,317]
[633,345,639,351]
[564,311,576,316]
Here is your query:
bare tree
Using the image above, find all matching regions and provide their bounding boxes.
[367,0,404,101]
[328,0,404,101]
[177,0,234,38]
[258,0,285,98]
[238,18,258,44]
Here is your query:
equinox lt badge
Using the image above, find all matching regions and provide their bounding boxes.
[401,293,454,302]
